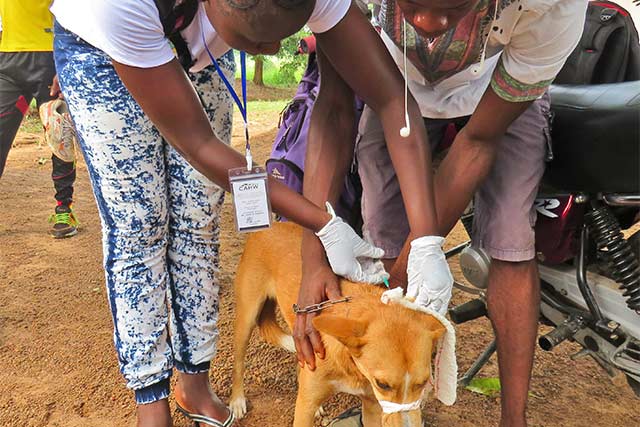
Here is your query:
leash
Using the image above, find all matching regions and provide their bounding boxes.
[294,279,390,314]
[292,296,352,314]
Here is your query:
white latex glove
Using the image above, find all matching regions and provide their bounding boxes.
[406,236,454,315]
[316,202,389,284]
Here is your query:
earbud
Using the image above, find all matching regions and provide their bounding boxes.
[400,18,411,138]
[400,111,411,137]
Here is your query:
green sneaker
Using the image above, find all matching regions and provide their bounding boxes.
[49,204,79,239]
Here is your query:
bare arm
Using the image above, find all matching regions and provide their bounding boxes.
[390,87,533,285]
[295,48,358,370]
[111,58,330,232]
[301,48,357,273]
[316,4,438,239]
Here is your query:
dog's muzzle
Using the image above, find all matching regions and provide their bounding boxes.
[378,399,422,414]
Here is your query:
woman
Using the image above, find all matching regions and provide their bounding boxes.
[51,0,447,425]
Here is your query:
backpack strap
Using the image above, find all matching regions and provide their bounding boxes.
[584,5,624,83]
[155,0,178,35]
[590,5,629,83]
[154,0,200,71]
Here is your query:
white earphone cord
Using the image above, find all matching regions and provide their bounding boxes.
[475,1,499,75]
[400,3,497,134]
[400,18,411,138]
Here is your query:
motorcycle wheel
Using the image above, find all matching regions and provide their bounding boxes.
[626,375,640,398]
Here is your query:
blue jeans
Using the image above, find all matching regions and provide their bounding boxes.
[53,22,235,404]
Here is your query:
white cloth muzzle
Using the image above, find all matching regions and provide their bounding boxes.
[378,398,422,414]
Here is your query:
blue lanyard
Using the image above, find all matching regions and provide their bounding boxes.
[201,29,252,167]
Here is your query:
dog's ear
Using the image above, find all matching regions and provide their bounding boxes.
[312,314,368,349]
[425,315,446,341]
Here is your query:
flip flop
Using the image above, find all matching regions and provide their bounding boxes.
[176,402,235,427]
[329,406,363,427]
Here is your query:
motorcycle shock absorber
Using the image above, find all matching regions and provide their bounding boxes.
[585,202,640,314]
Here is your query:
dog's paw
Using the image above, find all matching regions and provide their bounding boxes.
[315,405,326,418]
[229,395,248,419]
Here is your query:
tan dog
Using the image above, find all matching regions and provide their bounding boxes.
[229,223,446,427]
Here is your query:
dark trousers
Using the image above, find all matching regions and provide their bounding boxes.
[0,51,75,205]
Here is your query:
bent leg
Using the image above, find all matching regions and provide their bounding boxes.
[475,95,550,427]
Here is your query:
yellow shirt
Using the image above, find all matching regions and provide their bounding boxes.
[0,0,54,52]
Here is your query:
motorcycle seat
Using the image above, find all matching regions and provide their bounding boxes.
[544,81,640,193]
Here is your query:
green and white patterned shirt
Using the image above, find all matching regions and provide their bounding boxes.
[371,0,588,118]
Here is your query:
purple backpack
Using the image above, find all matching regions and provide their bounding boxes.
[266,52,364,227]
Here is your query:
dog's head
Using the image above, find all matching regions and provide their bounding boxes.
[313,296,446,426]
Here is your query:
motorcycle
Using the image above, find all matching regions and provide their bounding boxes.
[448,80,640,398]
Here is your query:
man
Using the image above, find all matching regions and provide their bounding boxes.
[297,0,588,426]
[0,0,79,238]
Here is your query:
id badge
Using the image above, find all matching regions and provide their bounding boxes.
[229,166,272,233]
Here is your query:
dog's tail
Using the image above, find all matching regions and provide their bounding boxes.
[258,298,295,353]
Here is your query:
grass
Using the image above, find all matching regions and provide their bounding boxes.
[246,100,289,113]
[19,110,42,134]
[18,100,42,135]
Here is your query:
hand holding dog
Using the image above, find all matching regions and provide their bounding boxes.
[316,202,389,284]
[406,236,454,315]
[49,75,63,99]
[294,261,341,370]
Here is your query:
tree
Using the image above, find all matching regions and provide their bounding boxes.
[250,28,310,87]
[253,55,265,86]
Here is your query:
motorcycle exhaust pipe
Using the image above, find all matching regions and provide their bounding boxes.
[449,298,487,325]
[539,316,586,351]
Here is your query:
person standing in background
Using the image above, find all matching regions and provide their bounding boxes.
[0,0,79,238]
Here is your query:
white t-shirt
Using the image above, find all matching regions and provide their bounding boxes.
[51,0,350,72]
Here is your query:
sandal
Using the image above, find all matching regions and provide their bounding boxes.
[176,402,235,427]
[329,406,362,427]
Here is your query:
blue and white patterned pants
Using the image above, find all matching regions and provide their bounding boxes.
[53,23,234,404]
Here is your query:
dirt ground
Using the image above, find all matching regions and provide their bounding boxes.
[0,86,638,427]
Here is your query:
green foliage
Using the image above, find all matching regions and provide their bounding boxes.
[465,377,537,399]
[235,28,311,87]
[275,29,310,83]
[19,110,43,134]
[465,377,502,397]
[19,100,42,134]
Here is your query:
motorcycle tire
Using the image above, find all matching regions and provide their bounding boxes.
[626,375,640,398]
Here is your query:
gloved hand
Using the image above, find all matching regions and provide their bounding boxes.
[406,235,454,315]
[316,202,389,284]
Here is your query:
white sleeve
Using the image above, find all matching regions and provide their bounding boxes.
[491,0,588,102]
[306,0,351,34]
[87,0,175,68]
